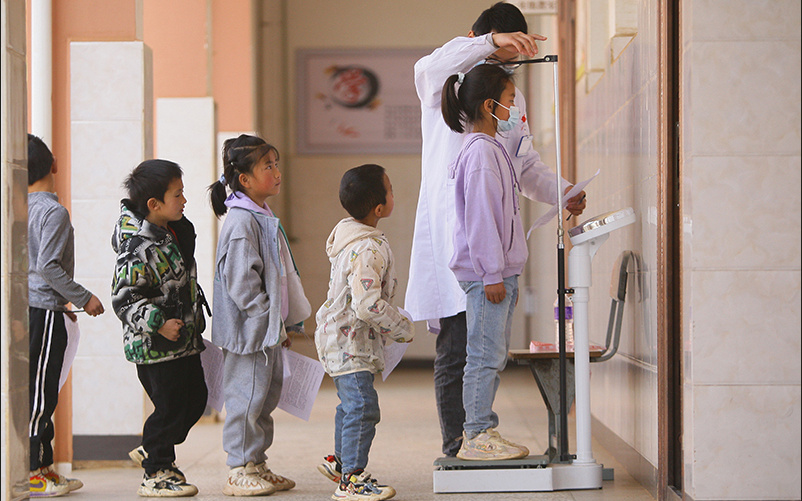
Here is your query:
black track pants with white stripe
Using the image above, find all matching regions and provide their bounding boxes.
[29,307,68,471]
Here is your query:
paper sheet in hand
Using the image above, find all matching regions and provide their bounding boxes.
[200,339,225,412]
[278,348,325,421]
[382,341,408,381]
[526,169,600,239]
[59,316,81,391]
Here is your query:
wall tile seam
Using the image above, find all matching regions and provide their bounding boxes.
[692,382,801,387]
[70,119,149,123]
[687,153,802,158]
[690,267,802,271]
[576,102,657,144]
[687,37,802,43]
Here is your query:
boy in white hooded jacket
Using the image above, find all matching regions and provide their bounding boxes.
[315,164,414,501]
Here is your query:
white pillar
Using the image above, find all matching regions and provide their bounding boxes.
[31,0,52,142]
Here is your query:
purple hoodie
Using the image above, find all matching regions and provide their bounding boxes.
[448,133,528,285]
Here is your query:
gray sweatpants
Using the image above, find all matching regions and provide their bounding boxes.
[222,346,283,468]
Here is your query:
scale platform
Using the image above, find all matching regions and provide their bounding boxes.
[433,456,606,493]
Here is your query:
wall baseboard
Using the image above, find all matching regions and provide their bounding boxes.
[73,435,141,461]
[591,416,658,498]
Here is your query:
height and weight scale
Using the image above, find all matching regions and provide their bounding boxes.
[432,55,636,493]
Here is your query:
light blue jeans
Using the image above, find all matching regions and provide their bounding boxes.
[333,371,381,475]
[459,275,519,438]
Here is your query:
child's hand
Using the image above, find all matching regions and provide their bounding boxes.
[282,337,292,348]
[484,283,507,304]
[158,318,185,341]
[84,294,105,317]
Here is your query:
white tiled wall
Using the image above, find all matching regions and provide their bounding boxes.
[155,97,217,304]
[576,0,801,499]
[575,0,660,470]
[682,1,801,498]
[70,41,153,436]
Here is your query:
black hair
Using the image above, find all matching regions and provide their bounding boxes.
[27,134,54,186]
[208,134,279,218]
[472,2,528,35]
[441,64,513,134]
[123,159,183,216]
[339,164,387,220]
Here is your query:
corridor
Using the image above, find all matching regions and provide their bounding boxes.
[69,365,655,500]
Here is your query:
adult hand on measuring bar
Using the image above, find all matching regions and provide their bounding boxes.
[490,31,547,58]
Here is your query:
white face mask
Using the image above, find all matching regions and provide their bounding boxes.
[491,100,521,132]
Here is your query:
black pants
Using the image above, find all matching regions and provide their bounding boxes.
[136,354,207,475]
[433,312,468,457]
[29,307,69,471]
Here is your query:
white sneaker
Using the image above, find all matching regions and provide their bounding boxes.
[222,462,276,496]
[317,454,342,483]
[29,468,70,498]
[130,445,148,466]
[138,469,198,497]
[485,428,530,456]
[456,428,529,460]
[254,462,295,491]
[40,464,83,492]
[333,470,396,501]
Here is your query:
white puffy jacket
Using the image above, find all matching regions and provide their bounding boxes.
[315,218,414,376]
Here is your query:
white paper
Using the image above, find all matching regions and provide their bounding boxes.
[58,316,81,391]
[200,339,225,412]
[526,169,601,239]
[278,348,325,421]
[381,341,408,381]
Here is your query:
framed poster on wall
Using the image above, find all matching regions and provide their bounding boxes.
[296,48,430,155]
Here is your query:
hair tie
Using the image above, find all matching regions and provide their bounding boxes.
[219,174,226,185]
[457,72,465,84]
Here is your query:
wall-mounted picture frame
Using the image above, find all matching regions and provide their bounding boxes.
[296,48,430,155]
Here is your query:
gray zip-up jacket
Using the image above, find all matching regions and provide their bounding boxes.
[212,198,310,355]
[28,191,92,311]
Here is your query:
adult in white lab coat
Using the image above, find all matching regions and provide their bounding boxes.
[405,2,587,457]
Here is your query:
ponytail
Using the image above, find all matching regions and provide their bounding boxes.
[208,133,279,218]
[208,176,228,218]
[440,64,512,135]
[441,73,465,133]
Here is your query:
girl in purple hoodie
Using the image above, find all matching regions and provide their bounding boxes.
[440,63,530,461]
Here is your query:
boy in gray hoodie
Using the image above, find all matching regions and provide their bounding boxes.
[315,164,414,501]
[27,134,104,498]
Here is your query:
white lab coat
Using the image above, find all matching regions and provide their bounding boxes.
[405,33,570,326]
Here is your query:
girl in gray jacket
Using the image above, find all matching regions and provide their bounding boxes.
[208,134,311,496]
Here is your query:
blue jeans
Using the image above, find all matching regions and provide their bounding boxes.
[434,312,467,456]
[460,275,519,438]
[333,371,381,475]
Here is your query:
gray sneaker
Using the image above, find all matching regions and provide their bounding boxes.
[456,428,529,460]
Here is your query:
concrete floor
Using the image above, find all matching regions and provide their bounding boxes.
[68,365,655,500]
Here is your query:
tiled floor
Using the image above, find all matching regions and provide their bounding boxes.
[70,365,655,500]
